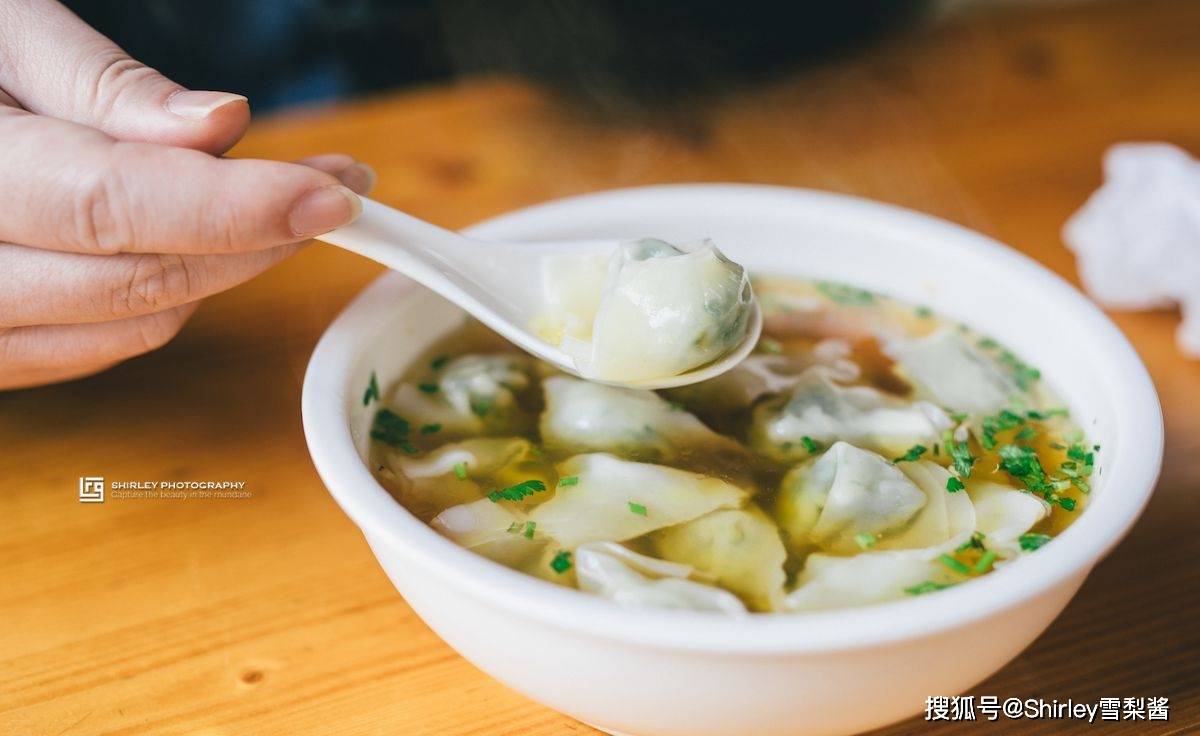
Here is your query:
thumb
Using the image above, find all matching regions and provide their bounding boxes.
[0,0,250,155]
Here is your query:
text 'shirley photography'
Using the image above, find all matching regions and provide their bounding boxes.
[80,479,253,502]
[2,1,1194,735]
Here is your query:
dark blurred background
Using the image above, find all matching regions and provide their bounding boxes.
[65,0,930,119]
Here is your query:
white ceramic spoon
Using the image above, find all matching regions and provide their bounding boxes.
[315,197,761,389]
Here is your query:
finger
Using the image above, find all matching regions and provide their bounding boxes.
[0,0,249,155]
[0,303,199,380]
[0,111,362,255]
[0,241,304,327]
[296,154,377,195]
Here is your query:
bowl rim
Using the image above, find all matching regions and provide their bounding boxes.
[303,183,1163,653]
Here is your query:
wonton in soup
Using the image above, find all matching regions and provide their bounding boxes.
[367,277,1094,614]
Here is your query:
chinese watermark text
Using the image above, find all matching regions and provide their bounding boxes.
[926,696,1169,723]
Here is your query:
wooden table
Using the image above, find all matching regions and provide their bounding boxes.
[3,0,1198,733]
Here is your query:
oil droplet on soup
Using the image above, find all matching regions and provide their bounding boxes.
[367,278,1093,613]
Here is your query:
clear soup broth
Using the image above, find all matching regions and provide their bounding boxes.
[367,277,1094,613]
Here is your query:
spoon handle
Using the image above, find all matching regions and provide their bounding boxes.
[316,198,479,281]
[317,197,544,341]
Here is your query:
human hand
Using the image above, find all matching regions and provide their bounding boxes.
[0,0,374,390]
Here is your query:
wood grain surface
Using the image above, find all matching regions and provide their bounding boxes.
[2,0,1198,733]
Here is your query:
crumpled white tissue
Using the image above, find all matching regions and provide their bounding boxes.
[1063,142,1200,358]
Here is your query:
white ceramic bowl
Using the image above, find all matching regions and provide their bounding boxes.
[302,185,1163,736]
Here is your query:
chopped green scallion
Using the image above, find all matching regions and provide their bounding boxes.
[363,371,380,405]
[904,580,957,596]
[937,554,972,575]
[487,479,548,503]
[370,409,411,448]
[956,532,986,553]
[893,444,928,464]
[998,443,1054,496]
[997,349,1041,389]
[1019,533,1052,551]
[550,550,572,574]
[817,281,875,305]
[972,550,998,574]
[947,438,975,479]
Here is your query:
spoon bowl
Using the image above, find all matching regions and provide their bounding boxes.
[316,198,759,389]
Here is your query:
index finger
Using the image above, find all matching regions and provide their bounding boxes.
[0,109,361,255]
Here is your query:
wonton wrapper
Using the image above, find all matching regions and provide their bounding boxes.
[431,498,573,585]
[879,460,977,550]
[390,383,484,437]
[776,441,928,555]
[652,506,787,612]
[886,329,1020,414]
[663,345,859,415]
[750,367,951,461]
[438,354,533,415]
[389,437,550,520]
[388,354,536,439]
[575,542,747,614]
[578,540,698,580]
[539,376,742,462]
[784,462,976,614]
[777,450,974,555]
[783,473,1040,611]
[544,238,753,382]
[968,480,1051,558]
[431,498,543,568]
[529,453,747,548]
[537,252,609,347]
[782,546,960,612]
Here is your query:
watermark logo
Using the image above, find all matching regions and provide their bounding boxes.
[78,476,105,503]
[926,695,1169,722]
[74,477,252,502]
